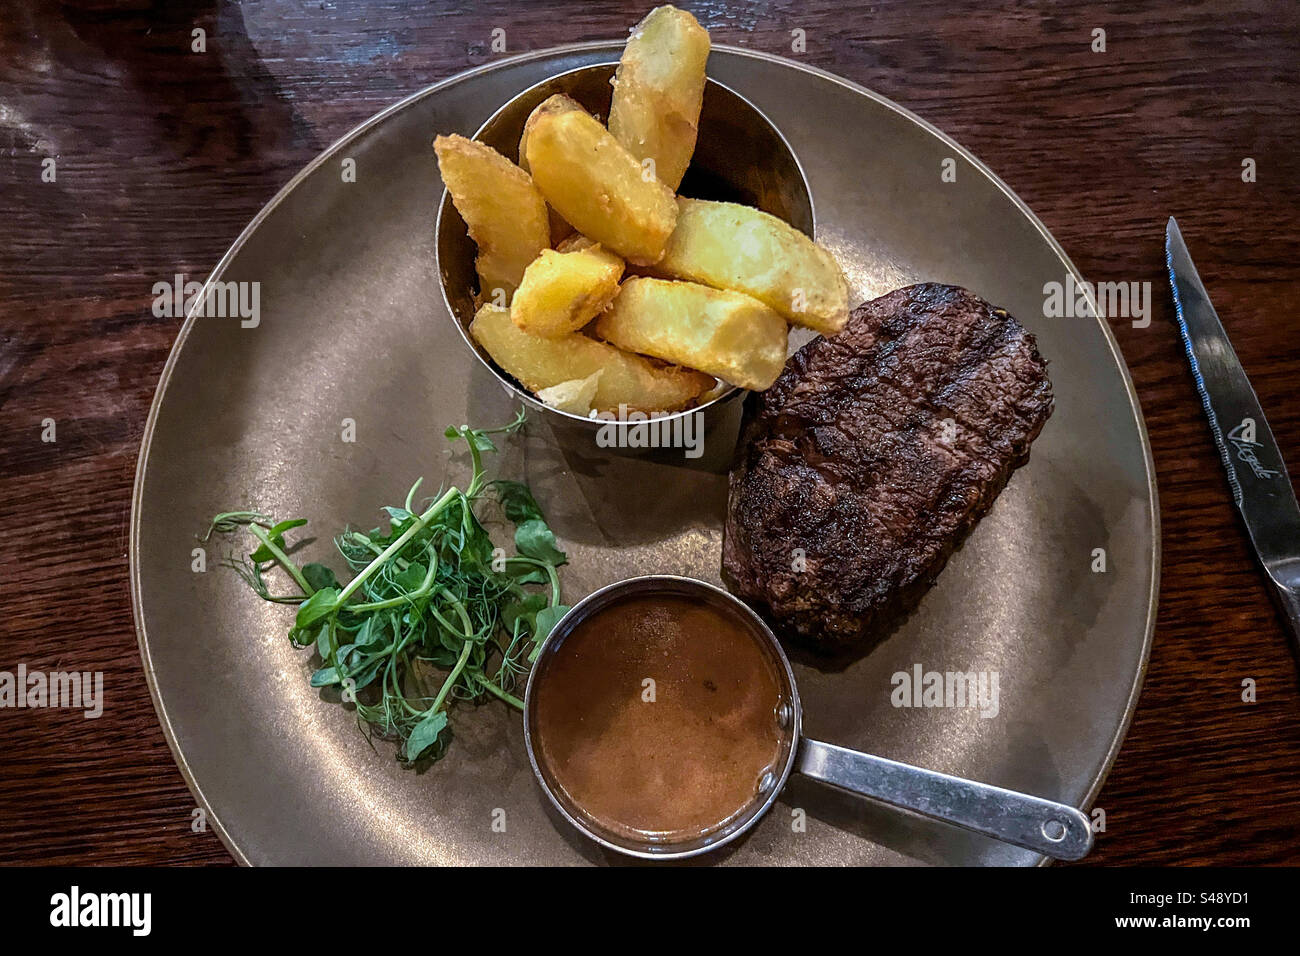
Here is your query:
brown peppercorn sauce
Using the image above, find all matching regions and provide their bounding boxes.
[533,593,785,842]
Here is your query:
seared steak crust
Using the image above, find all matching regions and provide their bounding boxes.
[721,283,1054,650]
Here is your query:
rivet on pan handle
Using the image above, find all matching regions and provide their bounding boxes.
[796,738,1095,861]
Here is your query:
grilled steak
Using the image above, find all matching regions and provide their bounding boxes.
[722,283,1053,650]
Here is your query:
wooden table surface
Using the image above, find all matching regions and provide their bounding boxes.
[2,0,1297,866]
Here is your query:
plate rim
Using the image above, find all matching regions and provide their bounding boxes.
[130,41,1160,867]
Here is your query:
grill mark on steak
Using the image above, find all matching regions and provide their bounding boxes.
[721,283,1054,651]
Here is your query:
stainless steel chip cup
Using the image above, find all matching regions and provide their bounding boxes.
[435,63,816,447]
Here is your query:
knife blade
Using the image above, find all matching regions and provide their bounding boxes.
[1166,216,1300,659]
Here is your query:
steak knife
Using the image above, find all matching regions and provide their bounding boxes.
[1166,217,1300,659]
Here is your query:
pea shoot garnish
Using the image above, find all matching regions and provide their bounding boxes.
[204,409,569,763]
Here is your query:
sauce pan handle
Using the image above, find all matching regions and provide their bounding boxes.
[795,738,1094,861]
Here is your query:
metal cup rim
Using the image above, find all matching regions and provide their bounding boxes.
[522,574,803,860]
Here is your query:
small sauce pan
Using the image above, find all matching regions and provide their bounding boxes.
[523,575,1093,862]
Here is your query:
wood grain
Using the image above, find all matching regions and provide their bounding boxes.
[1,0,1297,865]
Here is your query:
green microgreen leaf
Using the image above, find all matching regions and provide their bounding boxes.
[405,710,448,762]
[302,562,340,593]
[310,665,339,688]
[515,518,566,565]
[534,604,570,644]
[295,587,340,629]
[248,518,308,563]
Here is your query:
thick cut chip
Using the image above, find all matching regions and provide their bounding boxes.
[608,5,711,191]
[434,134,550,302]
[470,304,711,413]
[511,245,624,338]
[516,123,573,244]
[594,277,788,391]
[536,371,603,416]
[555,234,597,254]
[653,198,849,335]
[523,95,677,265]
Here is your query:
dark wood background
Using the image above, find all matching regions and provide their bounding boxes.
[2,0,1297,866]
